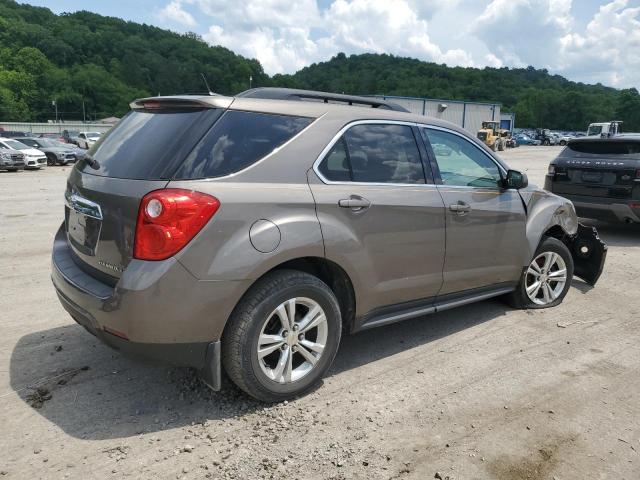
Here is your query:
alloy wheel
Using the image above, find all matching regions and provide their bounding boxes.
[525,251,568,305]
[256,297,328,384]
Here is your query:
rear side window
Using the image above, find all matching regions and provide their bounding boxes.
[564,141,640,157]
[318,124,425,184]
[80,108,222,180]
[174,111,312,179]
[317,138,351,182]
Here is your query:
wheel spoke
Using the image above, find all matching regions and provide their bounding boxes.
[526,280,541,295]
[258,341,284,359]
[529,261,542,274]
[259,333,284,346]
[271,347,290,381]
[297,344,318,366]
[284,347,293,383]
[276,302,293,330]
[548,269,566,281]
[298,306,325,334]
[300,339,324,354]
[542,283,552,303]
[542,252,556,273]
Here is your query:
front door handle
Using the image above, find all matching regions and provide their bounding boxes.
[449,201,471,214]
[338,196,371,210]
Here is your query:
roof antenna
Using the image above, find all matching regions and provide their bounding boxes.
[201,73,215,96]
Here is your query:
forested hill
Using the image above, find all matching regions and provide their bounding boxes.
[278,53,640,131]
[0,0,269,120]
[1,0,639,130]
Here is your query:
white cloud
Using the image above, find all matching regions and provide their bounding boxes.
[559,0,640,87]
[156,0,197,28]
[196,0,473,73]
[155,0,640,88]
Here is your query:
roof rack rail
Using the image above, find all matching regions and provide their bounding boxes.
[236,87,410,113]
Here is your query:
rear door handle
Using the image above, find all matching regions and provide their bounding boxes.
[338,197,371,210]
[449,201,471,214]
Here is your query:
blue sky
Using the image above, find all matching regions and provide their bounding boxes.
[27,0,640,88]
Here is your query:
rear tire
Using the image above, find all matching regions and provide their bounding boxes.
[506,237,574,309]
[222,270,342,402]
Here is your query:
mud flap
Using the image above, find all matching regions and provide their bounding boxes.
[570,224,607,286]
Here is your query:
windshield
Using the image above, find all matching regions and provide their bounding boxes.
[2,139,29,150]
[86,132,101,139]
[587,125,603,136]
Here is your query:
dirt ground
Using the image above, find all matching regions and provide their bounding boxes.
[1,146,639,480]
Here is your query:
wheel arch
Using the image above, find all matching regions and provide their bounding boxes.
[223,256,357,338]
[522,189,578,264]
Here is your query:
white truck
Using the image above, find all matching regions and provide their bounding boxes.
[586,121,623,138]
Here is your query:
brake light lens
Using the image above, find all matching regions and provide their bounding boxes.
[134,189,220,261]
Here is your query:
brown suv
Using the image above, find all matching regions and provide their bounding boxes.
[51,88,606,401]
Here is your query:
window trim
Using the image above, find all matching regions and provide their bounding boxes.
[419,125,508,190]
[313,120,434,187]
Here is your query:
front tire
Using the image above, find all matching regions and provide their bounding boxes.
[222,270,342,402]
[507,237,574,309]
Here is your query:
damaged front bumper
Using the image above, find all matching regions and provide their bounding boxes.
[570,224,607,286]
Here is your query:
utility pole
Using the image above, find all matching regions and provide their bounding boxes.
[249,75,253,89]
[52,100,58,123]
[82,100,86,123]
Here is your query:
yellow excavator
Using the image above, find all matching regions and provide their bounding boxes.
[477,121,509,151]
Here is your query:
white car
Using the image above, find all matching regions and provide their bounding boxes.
[0,139,47,169]
[77,132,101,149]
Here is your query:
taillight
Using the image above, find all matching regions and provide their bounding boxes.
[635,169,640,181]
[548,164,556,175]
[134,189,220,261]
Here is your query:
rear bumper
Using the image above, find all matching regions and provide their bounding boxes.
[545,177,639,223]
[572,200,640,224]
[51,223,249,389]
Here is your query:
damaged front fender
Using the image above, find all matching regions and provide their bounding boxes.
[570,224,607,286]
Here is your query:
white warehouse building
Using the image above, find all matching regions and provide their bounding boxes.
[371,95,503,135]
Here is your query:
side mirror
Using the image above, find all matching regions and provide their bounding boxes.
[504,169,528,189]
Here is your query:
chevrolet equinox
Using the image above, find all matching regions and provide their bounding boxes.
[52,88,607,401]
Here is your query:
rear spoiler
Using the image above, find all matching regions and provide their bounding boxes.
[130,96,233,110]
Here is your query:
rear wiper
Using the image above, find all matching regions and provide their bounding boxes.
[83,153,100,170]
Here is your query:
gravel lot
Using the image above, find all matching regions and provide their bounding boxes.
[1,146,639,479]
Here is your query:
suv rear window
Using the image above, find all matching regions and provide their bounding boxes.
[565,141,640,157]
[174,111,312,179]
[81,108,222,180]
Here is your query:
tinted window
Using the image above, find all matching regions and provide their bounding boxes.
[80,108,222,180]
[317,138,351,181]
[422,128,501,188]
[337,124,424,184]
[174,111,312,179]
[565,140,640,156]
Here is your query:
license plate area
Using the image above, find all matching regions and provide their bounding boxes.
[64,193,103,256]
[581,171,603,183]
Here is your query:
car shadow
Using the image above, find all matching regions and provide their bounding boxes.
[10,298,510,440]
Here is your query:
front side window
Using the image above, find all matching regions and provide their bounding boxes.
[317,123,425,184]
[421,128,502,188]
[174,111,312,179]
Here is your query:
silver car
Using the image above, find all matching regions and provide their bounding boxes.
[51,88,606,401]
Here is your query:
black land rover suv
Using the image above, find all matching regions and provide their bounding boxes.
[545,136,640,224]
